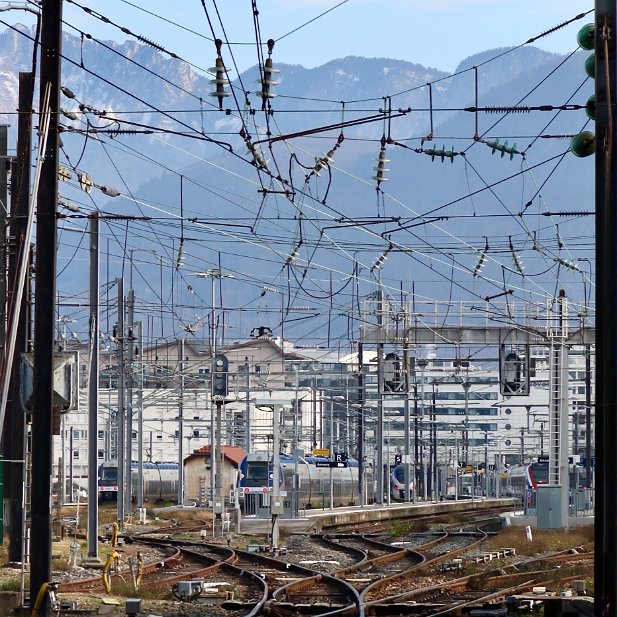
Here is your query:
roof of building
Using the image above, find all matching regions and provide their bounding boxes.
[187,445,247,466]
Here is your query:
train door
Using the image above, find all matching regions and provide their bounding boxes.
[243,492,257,516]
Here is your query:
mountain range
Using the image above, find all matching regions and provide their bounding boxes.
[0,24,594,345]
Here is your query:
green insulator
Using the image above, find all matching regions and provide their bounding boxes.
[585,94,596,120]
[577,24,595,50]
[585,53,595,79]
[570,131,596,157]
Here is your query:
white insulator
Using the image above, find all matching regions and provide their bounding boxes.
[255,90,278,99]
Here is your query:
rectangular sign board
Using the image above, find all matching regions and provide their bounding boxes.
[313,448,330,456]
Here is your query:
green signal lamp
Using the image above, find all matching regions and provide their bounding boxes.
[585,95,596,121]
[585,53,595,79]
[577,24,595,51]
[570,131,596,158]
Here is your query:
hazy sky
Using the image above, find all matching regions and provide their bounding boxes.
[1,0,593,74]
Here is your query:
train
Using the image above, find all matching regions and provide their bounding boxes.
[98,460,179,503]
[390,464,415,501]
[503,461,549,498]
[237,451,375,511]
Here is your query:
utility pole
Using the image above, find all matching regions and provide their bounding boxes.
[30,1,62,613]
[86,214,99,561]
[7,72,33,564]
[244,359,251,452]
[357,342,365,507]
[136,321,144,520]
[402,343,411,503]
[0,122,8,353]
[116,278,125,525]
[125,289,134,516]
[271,404,282,550]
[594,2,616,612]
[375,290,384,505]
[177,338,185,505]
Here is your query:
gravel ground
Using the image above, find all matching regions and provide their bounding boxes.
[281,535,360,572]
[0,524,260,617]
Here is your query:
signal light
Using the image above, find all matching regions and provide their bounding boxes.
[211,354,229,398]
[571,24,595,158]
[584,54,595,79]
[570,131,596,158]
[382,352,405,394]
[585,95,596,120]
[577,23,595,50]
[499,346,530,396]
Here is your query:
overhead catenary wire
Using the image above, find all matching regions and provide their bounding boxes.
[11,2,594,347]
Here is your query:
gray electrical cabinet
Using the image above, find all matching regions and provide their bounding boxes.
[536,485,566,529]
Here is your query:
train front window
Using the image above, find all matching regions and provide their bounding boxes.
[531,463,549,484]
[101,468,118,482]
[393,466,406,481]
[245,462,269,482]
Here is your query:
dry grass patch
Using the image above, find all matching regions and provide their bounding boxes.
[486,525,594,556]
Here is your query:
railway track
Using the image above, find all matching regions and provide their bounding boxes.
[54,507,591,616]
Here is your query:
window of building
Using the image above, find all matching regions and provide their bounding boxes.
[97,449,105,459]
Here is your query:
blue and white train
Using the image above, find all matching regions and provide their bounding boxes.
[238,451,375,510]
[97,460,179,502]
[390,464,415,501]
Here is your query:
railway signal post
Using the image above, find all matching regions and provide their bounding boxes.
[212,354,229,536]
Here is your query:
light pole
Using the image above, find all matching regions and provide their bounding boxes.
[322,395,344,510]
[416,358,428,500]
[194,268,233,528]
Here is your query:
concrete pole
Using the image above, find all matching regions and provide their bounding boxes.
[136,321,144,514]
[125,289,134,516]
[86,215,99,559]
[357,342,365,508]
[329,399,334,510]
[177,338,185,505]
[7,71,33,564]
[116,278,125,525]
[376,343,384,505]
[419,360,427,501]
[209,274,217,517]
[244,360,251,452]
[215,400,224,532]
[403,344,411,503]
[30,2,63,612]
[271,405,281,549]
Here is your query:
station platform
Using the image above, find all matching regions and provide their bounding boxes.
[238,497,518,534]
